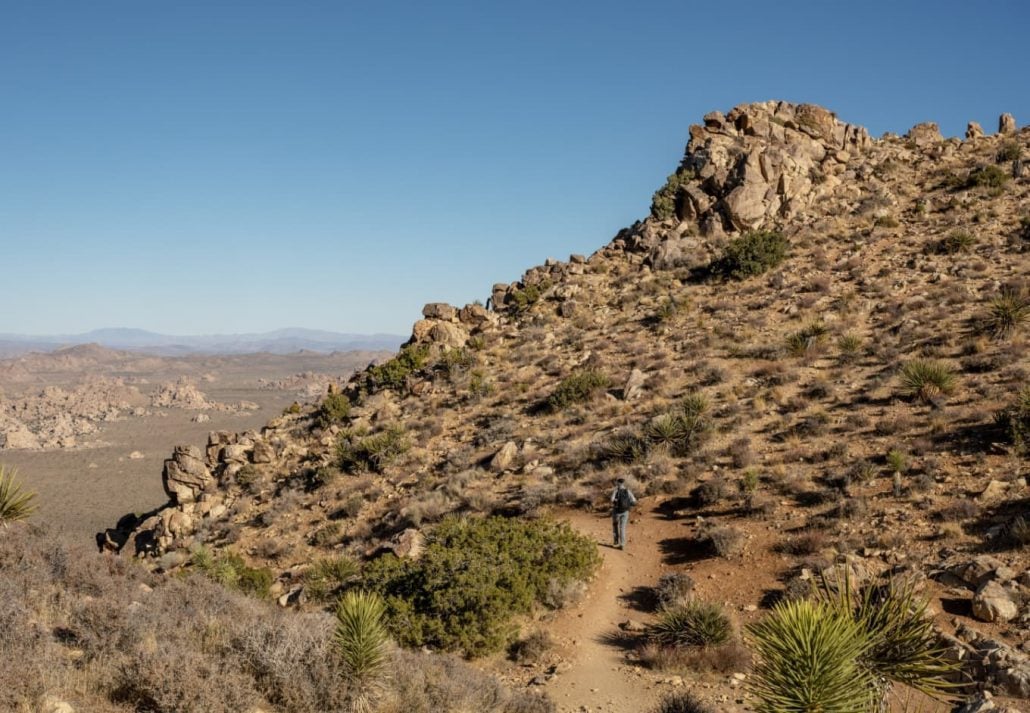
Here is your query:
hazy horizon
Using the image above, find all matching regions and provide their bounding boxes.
[4,0,1028,336]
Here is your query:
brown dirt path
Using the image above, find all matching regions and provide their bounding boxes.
[543,504,680,713]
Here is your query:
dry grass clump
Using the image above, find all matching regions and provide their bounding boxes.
[0,526,553,713]
[649,692,717,713]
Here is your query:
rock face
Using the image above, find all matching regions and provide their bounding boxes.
[672,102,871,233]
[162,445,214,504]
[966,121,985,140]
[999,113,1017,135]
[906,121,943,147]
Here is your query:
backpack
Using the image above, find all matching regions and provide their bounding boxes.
[614,486,633,512]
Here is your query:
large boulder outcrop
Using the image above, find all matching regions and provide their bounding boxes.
[162,445,214,504]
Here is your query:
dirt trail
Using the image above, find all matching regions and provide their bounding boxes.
[545,505,673,713]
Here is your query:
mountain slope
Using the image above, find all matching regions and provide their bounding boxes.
[105,101,1030,710]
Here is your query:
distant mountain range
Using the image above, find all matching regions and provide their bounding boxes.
[0,328,406,357]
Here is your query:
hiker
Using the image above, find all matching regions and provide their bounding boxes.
[610,477,637,550]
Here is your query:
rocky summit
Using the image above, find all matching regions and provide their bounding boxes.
[13,100,1030,713]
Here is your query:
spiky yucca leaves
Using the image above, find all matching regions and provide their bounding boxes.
[818,570,959,705]
[680,392,709,418]
[334,590,391,683]
[982,288,1030,339]
[899,360,956,403]
[601,431,651,463]
[747,599,877,713]
[644,413,690,448]
[648,601,731,648]
[0,466,37,526]
[305,556,360,603]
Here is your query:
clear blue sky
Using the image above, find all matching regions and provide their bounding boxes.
[3,0,1027,336]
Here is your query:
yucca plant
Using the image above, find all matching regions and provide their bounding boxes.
[644,413,690,448]
[0,466,37,526]
[680,392,709,418]
[648,601,731,648]
[785,323,829,357]
[305,556,360,603]
[601,431,650,463]
[982,288,1030,339]
[818,570,959,705]
[748,598,877,713]
[334,590,391,684]
[899,360,956,403]
[837,333,863,362]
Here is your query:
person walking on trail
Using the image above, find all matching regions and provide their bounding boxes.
[611,477,637,550]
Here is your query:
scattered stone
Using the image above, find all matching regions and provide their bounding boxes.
[490,441,519,472]
[973,580,1019,622]
[623,369,647,401]
[128,450,144,459]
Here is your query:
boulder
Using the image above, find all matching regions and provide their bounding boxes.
[624,369,648,400]
[162,445,214,504]
[428,322,469,348]
[251,441,275,464]
[966,121,985,140]
[458,303,491,326]
[906,122,943,147]
[422,302,458,321]
[222,444,250,463]
[490,441,519,472]
[972,580,1019,622]
[386,528,424,559]
[999,113,1017,135]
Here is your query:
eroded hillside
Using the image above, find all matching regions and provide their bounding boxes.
[25,101,1030,712]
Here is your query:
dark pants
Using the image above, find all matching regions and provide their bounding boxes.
[612,510,629,548]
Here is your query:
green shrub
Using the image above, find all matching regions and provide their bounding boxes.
[334,590,391,683]
[336,424,409,473]
[317,392,351,427]
[997,142,1023,162]
[191,549,274,599]
[305,556,360,603]
[996,387,1030,456]
[365,344,431,392]
[547,368,611,411]
[509,279,551,313]
[899,360,956,403]
[363,515,599,656]
[965,164,1009,189]
[981,288,1029,338]
[651,170,696,221]
[719,230,788,279]
[0,466,36,526]
[647,601,732,648]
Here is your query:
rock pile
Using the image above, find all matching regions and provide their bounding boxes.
[151,378,258,412]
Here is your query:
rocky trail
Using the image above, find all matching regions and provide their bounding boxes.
[542,505,726,713]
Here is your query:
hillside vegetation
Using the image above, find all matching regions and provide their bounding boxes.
[6,101,1030,712]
